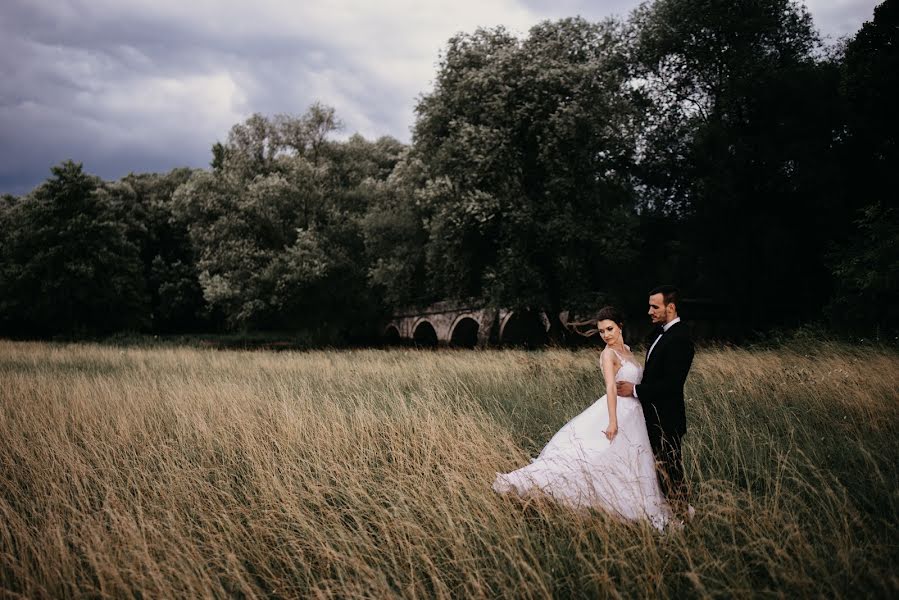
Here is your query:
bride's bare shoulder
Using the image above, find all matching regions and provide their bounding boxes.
[599,347,619,364]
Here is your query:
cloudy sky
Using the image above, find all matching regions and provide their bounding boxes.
[0,0,879,195]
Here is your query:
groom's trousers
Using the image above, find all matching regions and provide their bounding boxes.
[649,430,687,509]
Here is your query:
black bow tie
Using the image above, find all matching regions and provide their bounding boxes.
[647,327,664,342]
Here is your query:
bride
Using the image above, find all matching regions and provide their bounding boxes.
[492,306,672,531]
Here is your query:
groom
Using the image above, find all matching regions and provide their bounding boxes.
[617,285,695,517]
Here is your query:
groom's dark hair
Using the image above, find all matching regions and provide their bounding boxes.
[649,285,680,309]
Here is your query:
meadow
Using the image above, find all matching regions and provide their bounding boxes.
[0,339,896,598]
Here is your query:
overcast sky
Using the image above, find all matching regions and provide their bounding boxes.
[0,0,880,195]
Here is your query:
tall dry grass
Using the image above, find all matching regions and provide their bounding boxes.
[0,340,896,598]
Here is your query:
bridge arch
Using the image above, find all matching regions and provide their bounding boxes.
[499,310,549,347]
[383,324,401,346]
[449,315,479,348]
[412,319,438,347]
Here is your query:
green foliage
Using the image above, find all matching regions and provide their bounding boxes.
[413,18,643,336]
[827,2,899,339]
[2,3,896,341]
[360,154,431,308]
[841,0,899,182]
[631,0,847,330]
[172,107,403,339]
[828,202,898,336]
[0,161,147,337]
[104,169,207,332]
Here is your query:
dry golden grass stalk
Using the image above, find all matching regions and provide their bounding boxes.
[0,340,896,598]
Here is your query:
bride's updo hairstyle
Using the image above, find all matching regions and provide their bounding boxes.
[595,306,626,340]
[566,306,626,340]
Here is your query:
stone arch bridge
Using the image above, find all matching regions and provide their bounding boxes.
[383,301,560,348]
[383,298,727,347]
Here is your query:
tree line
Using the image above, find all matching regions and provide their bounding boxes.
[1,0,896,343]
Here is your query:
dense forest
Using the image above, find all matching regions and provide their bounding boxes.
[1,0,896,344]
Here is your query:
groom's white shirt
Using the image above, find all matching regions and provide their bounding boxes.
[634,317,680,399]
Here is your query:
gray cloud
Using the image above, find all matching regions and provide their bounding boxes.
[0,0,880,195]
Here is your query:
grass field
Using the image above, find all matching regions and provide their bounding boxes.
[0,340,896,598]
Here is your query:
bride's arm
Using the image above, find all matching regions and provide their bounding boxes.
[601,349,618,441]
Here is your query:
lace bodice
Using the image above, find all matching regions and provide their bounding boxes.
[612,348,642,385]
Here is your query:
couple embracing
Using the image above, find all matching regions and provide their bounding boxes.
[493,285,695,531]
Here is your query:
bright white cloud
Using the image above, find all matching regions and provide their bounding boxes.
[804,0,877,40]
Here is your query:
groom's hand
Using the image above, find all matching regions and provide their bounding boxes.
[616,381,634,397]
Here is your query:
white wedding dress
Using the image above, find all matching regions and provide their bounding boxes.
[493,348,672,531]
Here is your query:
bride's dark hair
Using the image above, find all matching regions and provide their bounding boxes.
[567,305,625,339]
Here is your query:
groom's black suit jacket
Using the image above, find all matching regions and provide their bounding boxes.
[635,321,694,442]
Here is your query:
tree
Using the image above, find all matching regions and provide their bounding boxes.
[828,202,898,336]
[0,161,147,337]
[173,106,406,339]
[413,18,642,340]
[827,0,899,336]
[360,151,431,308]
[631,0,844,332]
[841,0,898,193]
[104,169,208,332]
[172,165,306,329]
